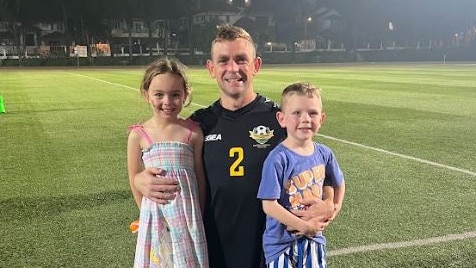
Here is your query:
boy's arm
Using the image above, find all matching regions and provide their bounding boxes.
[262,199,321,238]
[322,185,336,219]
[330,181,346,221]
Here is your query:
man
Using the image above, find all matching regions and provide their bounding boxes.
[133,25,332,267]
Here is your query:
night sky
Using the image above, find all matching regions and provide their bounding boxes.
[1,0,475,40]
[274,0,476,37]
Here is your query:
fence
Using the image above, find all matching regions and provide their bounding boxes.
[1,43,475,66]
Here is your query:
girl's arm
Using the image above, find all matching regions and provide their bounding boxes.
[262,200,319,238]
[192,126,207,215]
[127,130,145,209]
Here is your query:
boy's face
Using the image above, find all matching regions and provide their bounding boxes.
[277,94,326,142]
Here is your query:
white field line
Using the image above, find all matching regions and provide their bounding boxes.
[70,72,138,91]
[74,72,475,176]
[328,231,476,256]
[316,134,476,177]
[72,72,476,255]
[317,133,476,255]
[68,72,207,108]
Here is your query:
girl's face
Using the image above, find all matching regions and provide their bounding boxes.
[146,72,187,120]
[277,94,326,143]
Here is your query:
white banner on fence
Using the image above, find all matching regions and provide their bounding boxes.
[71,45,88,57]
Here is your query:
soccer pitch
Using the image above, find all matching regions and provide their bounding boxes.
[1,63,475,267]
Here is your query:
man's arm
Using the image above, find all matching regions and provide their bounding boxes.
[291,195,332,221]
[288,186,334,233]
[293,182,345,224]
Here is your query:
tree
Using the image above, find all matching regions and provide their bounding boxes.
[0,0,39,65]
[191,20,219,53]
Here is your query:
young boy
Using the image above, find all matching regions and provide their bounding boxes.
[257,82,346,267]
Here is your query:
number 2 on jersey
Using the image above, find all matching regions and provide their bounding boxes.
[229,147,244,176]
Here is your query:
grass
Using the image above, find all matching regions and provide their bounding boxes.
[1,63,475,267]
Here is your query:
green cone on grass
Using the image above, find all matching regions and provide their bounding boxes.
[0,96,5,113]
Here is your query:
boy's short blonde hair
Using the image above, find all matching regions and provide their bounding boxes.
[280,82,322,109]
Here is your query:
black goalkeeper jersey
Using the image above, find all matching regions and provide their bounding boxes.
[190,94,286,268]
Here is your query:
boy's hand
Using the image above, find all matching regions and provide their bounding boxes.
[287,219,328,238]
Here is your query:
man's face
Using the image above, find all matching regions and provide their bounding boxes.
[206,38,261,99]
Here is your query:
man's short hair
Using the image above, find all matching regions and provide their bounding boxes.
[210,24,256,57]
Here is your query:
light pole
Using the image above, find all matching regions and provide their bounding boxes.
[304,16,312,40]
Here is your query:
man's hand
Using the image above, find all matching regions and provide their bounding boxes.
[291,197,332,220]
[133,167,180,204]
[288,197,333,233]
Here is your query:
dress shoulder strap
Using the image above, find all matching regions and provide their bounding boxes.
[128,124,154,146]
[185,119,198,144]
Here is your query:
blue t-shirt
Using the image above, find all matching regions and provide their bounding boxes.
[257,142,344,264]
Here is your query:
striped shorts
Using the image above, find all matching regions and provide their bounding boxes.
[267,237,327,268]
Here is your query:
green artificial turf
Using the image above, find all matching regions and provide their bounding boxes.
[1,63,475,267]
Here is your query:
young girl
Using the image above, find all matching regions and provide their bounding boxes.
[127,58,208,267]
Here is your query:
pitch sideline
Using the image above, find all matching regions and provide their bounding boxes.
[316,134,476,177]
[69,72,208,108]
[328,231,476,256]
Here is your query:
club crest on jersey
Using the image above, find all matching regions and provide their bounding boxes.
[249,125,274,148]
